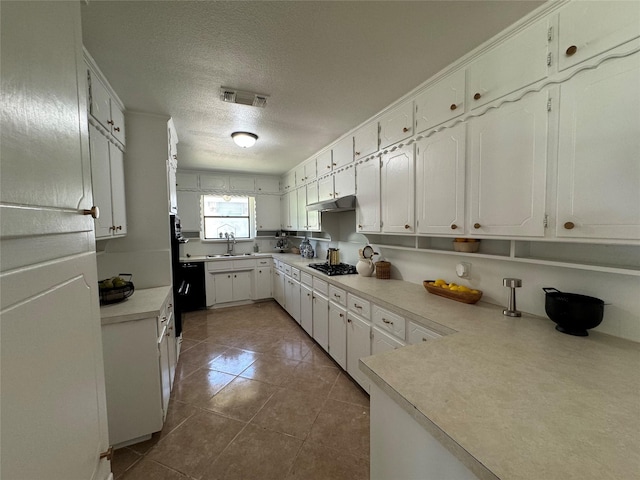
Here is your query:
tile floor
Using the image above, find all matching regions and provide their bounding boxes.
[112,301,370,480]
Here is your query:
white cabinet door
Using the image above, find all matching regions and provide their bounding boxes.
[281,172,295,192]
[347,313,371,392]
[287,190,298,230]
[158,324,171,418]
[255,195,283,231]
[232,271,252,302]
[272,270,285,307]
[306,182,320,231]
[558,1,640,71]
[468,90,548,237]
[296,187,308,230]
[255,267,272,299]
[380,100,414,149]
[318,175,334,202]
[89,71,112,132]
[356,158,381,233]
[176,172,199,190]
[177,191,201,232]
[168,161,178,214]
[295,164,306,187]
[230,175,255,192]
[205,272,215,307]
[304,160,317,183]
[110,103,126,145]
[371,326,406,355]
[333,135,353,168]
[407,321,441,345]
[285,276,301,323]
[312,293,329,351]
[317,150,334,174]
[354,122,379,160]
[381,144,415,233]
[110,145,127,235]
[334,165,356,198]
[214,273,234,304]
[255,176,280,193]
[200,174,229,191]
[89,126,114,238]
[556,53,640,240]
[300,284,313,336]
[416,123,466,235]
[467,19,549,109]
[328,302,347,369]
[415,69,465,133]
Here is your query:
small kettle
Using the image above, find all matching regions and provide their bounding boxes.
[327,248,340,265]
[356,245,377,277]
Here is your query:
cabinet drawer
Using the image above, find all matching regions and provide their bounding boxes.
[207,260,234,272]
[256,258,272,267]
[283,263,292,276]
[301,271,313,287]
[313,277,328,296]
[232,259,256,270]
[291,268,300,281]
[407,321,442,345]
[329,285,347,306]
[347,293,370,319]
[157,306,170,336]
[372,305,405,340]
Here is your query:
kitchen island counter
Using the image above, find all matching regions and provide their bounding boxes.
[99,285,172,325]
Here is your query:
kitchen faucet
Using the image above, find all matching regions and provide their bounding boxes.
[225,232,236,255]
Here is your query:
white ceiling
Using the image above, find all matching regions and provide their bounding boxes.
[81,1,544,176]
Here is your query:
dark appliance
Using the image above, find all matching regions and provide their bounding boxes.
[308,262,357,276]
[542,287,605,336]
[170,214,198,336]
[177,262,206,312]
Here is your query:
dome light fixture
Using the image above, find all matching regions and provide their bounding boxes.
[231,131,258,148]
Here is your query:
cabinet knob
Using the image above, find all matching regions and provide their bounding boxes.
[451,224,458,230]
[161,316,167,323]
[474,223,481,229]
[450,103,457,111]
[422,337,428,342]
[355,151,361,156]
[113,126,120,132]
[339,313,344,318]
[564,221,575,230]
[473,93,482,100]
[404,224,410,229]
[326,165,331,169]
[347,318,352,323]
[234,274,237,278]
[99,446,114,461]
[107,120,114,126]
[116,225,122,231]
[82,205,100,219]
[228,275,231,278]
[565,45,578,56]
[358,224,362,229]
[402,127,410,133]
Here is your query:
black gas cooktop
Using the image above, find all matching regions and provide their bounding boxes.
[308,263,357,276]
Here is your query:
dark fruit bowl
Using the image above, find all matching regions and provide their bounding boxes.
[542,287,604,336]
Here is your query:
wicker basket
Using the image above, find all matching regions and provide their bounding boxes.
[99,274,134,305]
[423,281,482,304]
[375,261,391,279]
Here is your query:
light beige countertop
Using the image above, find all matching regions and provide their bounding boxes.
[100,286,172,326]
[271,254,640,480]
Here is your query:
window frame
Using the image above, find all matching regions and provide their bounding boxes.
[200,194,256,241]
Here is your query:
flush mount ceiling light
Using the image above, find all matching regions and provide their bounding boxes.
[231,131,258,148]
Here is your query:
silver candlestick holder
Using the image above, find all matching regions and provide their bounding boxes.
[503,278,522,317]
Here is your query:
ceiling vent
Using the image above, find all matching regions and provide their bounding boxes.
[220,87,269,108]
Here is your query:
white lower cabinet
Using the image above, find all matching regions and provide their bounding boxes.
[372,326,406,354]
[205,262,254,306]
[101,290,176,447]
[328,302,347,369]
[285,275,301,323]
[346,312,371,393]
[312,292,329,351]
[272,269,285,307]
[254,266,272,299]
[407,321,442,345]
[300,284,313,336]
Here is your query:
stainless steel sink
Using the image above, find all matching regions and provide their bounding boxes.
[206,253,255,258]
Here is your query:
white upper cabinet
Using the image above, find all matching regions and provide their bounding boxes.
[306,182,320,231]
[255,176,280,193]
[415,69,465,134]
[255,194,281,231]
[175,172,199,190]
[333,135,354,168]
[356,158,381,233]
[558,1,640,71]
[318,175,334,202]
[467,19,549,109]
[200,174,229,191]
[86,61,126,146]
[176,190,201,231]
[380,100,414,149]
[556,53,640,241]
[333,165,356,199]
[229,175,255,192]
[288,190,298,230]
[381,144,415,233]
[468,90,549,237]
[282,172,295,192]
[304,160,317,183]
[296,187,308,230]
[295,164,306,187]
[317,150,334,174]
[415,123,466,235]
[354,122,379,160]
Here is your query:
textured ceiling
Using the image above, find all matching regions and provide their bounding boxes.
[81,1,544,175]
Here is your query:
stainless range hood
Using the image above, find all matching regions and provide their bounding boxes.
[306,195,356,212]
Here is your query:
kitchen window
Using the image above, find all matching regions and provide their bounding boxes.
[202,195,254,240]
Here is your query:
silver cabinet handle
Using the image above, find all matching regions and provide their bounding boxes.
[382,318,393,325]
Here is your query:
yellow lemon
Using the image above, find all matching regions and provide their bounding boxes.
[471,289,479,294]
[449,286,459,291]
[441,284,450,289]
[434,279,446,286]
[458,285,470,292]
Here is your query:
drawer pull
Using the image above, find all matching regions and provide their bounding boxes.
[422,337,428,342]
[564,221,575,230]
[382,318,394,325]
[161,316,167,323]
[354,304,362,309]
[99,446,114,461]
[334,293,341,298]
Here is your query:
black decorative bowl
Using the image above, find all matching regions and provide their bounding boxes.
[542,287,604,336]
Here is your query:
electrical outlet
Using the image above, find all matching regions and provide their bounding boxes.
[456,262,471,278]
